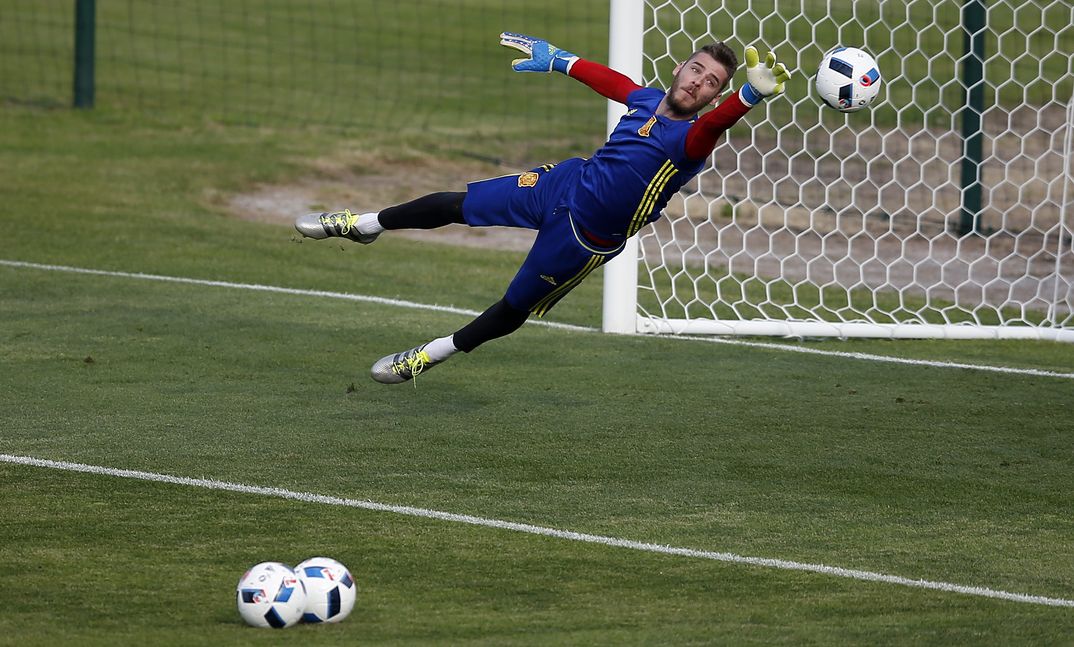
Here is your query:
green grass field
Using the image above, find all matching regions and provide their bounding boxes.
[3,4,1074,644]
[3,99,1074,646]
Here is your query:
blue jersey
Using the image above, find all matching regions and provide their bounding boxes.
[460,86,713,316]
[568,87,705,242]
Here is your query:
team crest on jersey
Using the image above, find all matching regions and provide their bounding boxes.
[518,172,539,187]
[637,115,657,137]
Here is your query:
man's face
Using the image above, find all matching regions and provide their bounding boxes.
[666,52,732,116]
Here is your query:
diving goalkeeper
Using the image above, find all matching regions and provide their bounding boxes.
[295,32,790,384]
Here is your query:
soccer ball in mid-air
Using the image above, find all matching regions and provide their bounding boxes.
[296,556,357,624]
[236,562,307,629]
[814,47,882,112]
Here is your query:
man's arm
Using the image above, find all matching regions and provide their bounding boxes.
[567,59,643,104]
[683,91,751,160]
[684,46,790,160]
[499,32,642,104]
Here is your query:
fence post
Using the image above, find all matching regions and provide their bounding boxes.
[958,0,986,236]
[73,0,96,108]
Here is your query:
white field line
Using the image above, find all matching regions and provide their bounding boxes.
[3,453,1073,609]
[2,258,1073,380]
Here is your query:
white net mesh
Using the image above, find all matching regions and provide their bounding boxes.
[633,0,1074,339]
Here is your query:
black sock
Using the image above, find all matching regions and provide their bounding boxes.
[453,299,530,353]
[378,192,466,230]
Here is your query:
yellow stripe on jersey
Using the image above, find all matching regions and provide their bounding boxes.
[530,254,604,318]
[626,160,678,238]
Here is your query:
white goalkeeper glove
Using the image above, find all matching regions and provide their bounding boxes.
[739,46,790,106]
[499,31,579,74]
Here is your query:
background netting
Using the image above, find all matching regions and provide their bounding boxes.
[0,0,610,161]
[3,0,1072,337]
[636,0,1074,336]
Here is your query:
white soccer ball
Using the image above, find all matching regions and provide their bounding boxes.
[236,561,307,629]
[814,47,882,112]
[295,556,358,624]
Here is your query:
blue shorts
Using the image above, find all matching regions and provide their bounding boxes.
[462,158,625,316]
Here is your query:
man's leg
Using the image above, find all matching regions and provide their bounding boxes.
[369,298,528,385]
[294,191,465,243]
[378,192,466,229]
[452,299,530,352]
[369,210,614,385]
[363,163,589,384]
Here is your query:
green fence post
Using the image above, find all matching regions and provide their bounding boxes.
[958,0,986,236]
[73,0,96,108]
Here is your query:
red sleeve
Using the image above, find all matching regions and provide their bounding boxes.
[683,91,752,160]
[567,59,644,104]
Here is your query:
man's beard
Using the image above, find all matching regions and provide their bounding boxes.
[665,87,700,116]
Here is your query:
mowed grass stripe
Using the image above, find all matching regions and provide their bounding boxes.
[4,453,1073,609]
[2,258,1073,380]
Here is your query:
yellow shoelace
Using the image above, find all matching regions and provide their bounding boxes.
[321,209,359,236]
[392,350,431,385]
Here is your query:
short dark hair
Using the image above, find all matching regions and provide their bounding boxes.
[694,42,738,92]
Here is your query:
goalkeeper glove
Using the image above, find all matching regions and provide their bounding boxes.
[739,46,790,106]
[499,31,579,74]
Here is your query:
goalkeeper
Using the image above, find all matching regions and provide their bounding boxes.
[295,32,790,384]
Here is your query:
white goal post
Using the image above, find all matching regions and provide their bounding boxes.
[602,0,1074,342]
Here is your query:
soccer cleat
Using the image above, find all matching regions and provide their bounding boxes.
[294,209,379,244]
[370,344,441,384]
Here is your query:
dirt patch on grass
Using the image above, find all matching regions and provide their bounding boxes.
[226,150,537,252]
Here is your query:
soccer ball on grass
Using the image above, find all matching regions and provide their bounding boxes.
[295,556,358,623]
[814,47,882,112]
[236,561,307,628]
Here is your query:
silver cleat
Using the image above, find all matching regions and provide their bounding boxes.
[294,209,379,244]
[370,344,441,384]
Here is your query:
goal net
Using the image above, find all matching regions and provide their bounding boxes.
[603,0,1074,341]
